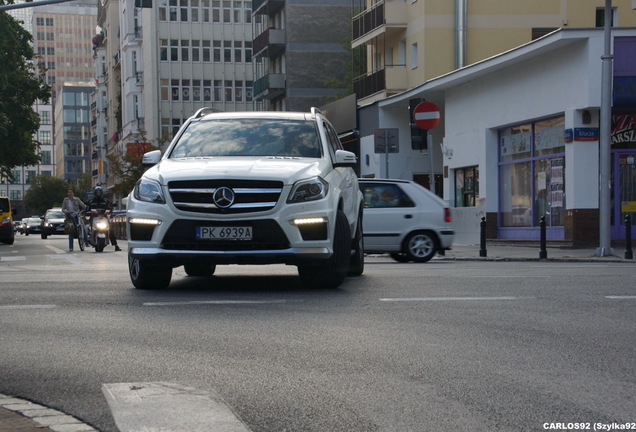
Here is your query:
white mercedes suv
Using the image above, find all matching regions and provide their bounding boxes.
[126,108,364,289]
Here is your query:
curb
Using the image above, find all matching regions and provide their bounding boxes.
[0,394,98,432]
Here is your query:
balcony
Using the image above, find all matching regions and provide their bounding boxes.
[253,73,285,100]
[253,28,286,59]
[253,0,284,16]
[353,65,407,101]
[352,0,407,49]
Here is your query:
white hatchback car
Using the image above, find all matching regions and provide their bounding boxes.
[359,179,454,263]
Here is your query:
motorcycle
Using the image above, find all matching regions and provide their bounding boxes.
[86,208,111,252]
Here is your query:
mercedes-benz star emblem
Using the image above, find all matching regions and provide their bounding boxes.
[213,187,235,208]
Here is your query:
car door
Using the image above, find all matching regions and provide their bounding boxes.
[361,182,416,252]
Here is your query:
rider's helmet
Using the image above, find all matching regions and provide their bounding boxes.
[94,186,103,198]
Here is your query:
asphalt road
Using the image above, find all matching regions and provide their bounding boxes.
[1,235,635,432]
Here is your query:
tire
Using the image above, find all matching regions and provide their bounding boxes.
[77,227,85,252]
[128,255,172,289]
[95,237,106,253]
[298,210,351,289]
[348,209,364,276]
[403,231,438,263]
[184,263,216,277]
[390,252,410,263]
[41,232,47,240]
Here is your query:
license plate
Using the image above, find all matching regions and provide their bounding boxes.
[196,226,253,240]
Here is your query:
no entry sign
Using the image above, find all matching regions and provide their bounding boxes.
[413,102,441,130]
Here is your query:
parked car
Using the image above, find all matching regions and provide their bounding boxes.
[126,107,363,290]
[41,208,66,239]
[23,217,43,236]
[359,178,455,263]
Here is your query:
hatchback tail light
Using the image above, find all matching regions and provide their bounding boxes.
[444,207,452,223]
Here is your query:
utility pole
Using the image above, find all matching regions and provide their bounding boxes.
[596,0,614,256]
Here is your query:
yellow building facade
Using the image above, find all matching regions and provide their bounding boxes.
[352,0,636,105]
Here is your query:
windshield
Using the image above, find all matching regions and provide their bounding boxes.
[169,119,322,158]
[47,211,65,219]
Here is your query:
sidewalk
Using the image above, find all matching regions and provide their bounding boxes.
[435,243,635,263]
[0,394,98,431]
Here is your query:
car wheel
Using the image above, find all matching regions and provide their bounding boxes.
[298,210,351,289]
[184,263,216,277]
[403,231,438,263]
[348,209,364,276]
[390,252,410,263]
[128,255,172,289]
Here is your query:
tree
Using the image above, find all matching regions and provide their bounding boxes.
[107,142,159,198]
[0,5,51,180]
[23,175,69,215]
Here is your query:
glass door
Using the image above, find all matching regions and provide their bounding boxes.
[612,151,636,239]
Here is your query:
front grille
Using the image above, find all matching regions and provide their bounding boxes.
[162,219,290,251]
[168,179,283,214]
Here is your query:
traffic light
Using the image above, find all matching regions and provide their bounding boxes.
[409,98,427,151]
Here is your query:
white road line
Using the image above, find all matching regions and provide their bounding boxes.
[379,296,521,302]
[0,256,26,262]
[102,382,251,432]
[605,296,636,299]
[45,245,67,254]
[0,304,56,310]
[144,299,288,306]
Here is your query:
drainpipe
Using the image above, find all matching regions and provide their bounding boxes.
[455,0,467,69]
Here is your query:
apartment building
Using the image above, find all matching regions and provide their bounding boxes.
[252,0,351,111]
[352,0,636,105]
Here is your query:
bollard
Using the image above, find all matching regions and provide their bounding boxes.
[479,216,487,257]
[539,216,547,259]
[626,215,633,260]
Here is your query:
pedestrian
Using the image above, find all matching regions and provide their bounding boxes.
[61,189,86,252]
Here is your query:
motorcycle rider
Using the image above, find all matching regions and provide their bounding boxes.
[86,186,121,251]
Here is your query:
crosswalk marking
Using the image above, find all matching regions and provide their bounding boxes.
[102,382,251,432]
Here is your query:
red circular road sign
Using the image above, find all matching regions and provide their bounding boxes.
[413,102,441,130]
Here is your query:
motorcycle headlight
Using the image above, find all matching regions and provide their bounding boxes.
[134,178,166,204]
[96,220,109,230]
[287,177,328,203]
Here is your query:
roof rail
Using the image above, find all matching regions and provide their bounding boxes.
[310,107,323,116]
[193,107,223,118]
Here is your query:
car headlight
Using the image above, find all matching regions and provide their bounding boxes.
[287,177,328,203]
[2,216,11,225]
[134,178,166,204]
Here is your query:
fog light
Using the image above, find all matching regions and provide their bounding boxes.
[129,217,162,225]
[291,217,327,225]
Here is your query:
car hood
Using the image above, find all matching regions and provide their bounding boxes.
[47,218,65,223]
[145,157,328,185]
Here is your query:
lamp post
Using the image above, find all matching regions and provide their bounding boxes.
[596,0,614,257]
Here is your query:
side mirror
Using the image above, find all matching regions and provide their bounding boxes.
[334,149,357,167]
[142,150,162,166]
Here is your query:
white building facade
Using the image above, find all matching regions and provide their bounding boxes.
[370,28,636,247]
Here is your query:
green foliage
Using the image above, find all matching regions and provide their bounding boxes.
[0,9,52,180]
[107,143,160,198]
[23,175,69,215]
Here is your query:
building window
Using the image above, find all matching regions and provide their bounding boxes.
[596,7,617,27]
[25,171,36,184]
[10,190,21,201]
[455,166,478,207]
[40,130,51,145]
[40,110,51,125]
[40,151,52,165]
[499,116,565,228]
[160,39,168,61]
[411,42,418,69]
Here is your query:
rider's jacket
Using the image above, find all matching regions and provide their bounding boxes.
[87,196,110,212]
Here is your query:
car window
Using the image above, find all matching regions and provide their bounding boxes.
[47,211,64,219]
[362,184,415,208]
[169,119,321,158]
